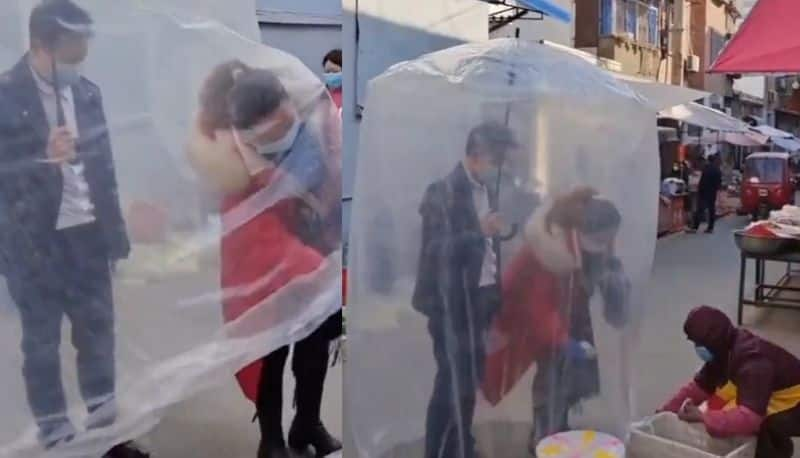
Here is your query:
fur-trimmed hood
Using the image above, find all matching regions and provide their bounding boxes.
[185,122,255,196]
[524,200,581,274]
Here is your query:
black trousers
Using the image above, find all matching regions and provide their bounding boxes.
[6,223,115,442]
[691,193,717,231]
[756,404,800,458]
[424,286,500,458]
[256,311,340,444]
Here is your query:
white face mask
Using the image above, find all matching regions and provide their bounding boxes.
[579,232,613,254]
[256,117,302,157]
[44,58,83,89]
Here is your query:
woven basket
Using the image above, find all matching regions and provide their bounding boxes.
[627,413,755,458]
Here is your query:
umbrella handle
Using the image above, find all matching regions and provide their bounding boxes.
[499,223,519,242]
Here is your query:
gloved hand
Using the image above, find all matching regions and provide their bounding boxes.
[564,339,597,362]
[599,258,631,329]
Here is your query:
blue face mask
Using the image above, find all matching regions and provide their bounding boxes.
[324,72,342,89]
[695,345,714,363]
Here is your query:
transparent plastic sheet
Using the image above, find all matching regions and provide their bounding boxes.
[347,39,658,457]
[0,1,341,456]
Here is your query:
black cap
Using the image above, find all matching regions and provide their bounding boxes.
[466,121,518,162]
[29,0,93,48]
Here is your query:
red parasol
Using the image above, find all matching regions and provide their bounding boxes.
[710,0,800,74]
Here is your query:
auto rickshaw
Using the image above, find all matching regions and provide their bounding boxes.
[741,152,796,220]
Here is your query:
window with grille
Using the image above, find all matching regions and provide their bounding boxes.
[601,0,661,46]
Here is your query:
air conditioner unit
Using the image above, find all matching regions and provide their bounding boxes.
[686,55,700,73]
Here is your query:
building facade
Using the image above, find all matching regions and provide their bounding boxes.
[256,0,342,78]
[687,0,740,98]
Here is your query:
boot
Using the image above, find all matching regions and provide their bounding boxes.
[289,338,341,457]
[288,420,342,457]
[257,406,290,458]
[257,348,291,458]
[103,441,150,458]
[38,417,77,450]
[257,439,291,458]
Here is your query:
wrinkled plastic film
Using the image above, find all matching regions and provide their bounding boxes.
[0,1,341,457]
[347,40,657,457]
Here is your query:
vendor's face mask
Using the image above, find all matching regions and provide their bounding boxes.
[324,72,342,89]
[695,345,714,363]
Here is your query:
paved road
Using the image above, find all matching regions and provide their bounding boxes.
[2,215,798,457]
[0,246,342,458]
[344,215,800,457]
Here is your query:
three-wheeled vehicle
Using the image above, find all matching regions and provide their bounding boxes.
[741,152,796,220]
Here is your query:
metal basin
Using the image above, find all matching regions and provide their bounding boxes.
[734,230,796,257]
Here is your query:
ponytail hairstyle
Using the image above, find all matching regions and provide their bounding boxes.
[197,59,252,139]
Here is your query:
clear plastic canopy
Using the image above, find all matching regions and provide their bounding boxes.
[347,39,658,457]
[0,1,340,456]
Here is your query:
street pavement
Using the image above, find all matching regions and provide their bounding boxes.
[143,359,342,458]
[343,214,800,457]
[2,214,800,457]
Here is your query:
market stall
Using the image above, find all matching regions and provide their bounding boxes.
[658,104,759,230]
[735,209,800,325]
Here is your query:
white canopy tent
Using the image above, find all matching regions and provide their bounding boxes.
[541,41,708,111]
[772,136,800,153]
[752,124,794,138]
[659,103,750,133]
[694,131,770,147]
[748,125,800,153]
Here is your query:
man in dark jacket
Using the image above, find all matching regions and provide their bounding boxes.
[412,121,516,458]
[688,154,722,233]
[0,2,143,456]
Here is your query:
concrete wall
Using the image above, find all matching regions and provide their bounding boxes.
[259,23,341,77]
[256,0,342,78]
[599,37,663,80]
[341,0,488,235]
[688,0,736,95]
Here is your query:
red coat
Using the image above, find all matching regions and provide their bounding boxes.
[328,87,342,111]
[220,171,323,402]
[482,208,581,405]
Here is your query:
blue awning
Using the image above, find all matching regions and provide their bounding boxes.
[517,0,572,23]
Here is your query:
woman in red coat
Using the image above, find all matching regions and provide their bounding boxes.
[483,189,630,453]
[189,61,342,458]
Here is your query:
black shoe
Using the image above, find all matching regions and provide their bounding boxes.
[103,441,150,458]
[288,421,342,457]
[705,229,714,234]
[258,440,291,458]
[39,419,77,450]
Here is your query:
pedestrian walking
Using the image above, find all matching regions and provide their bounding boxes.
[687,154,722,234]
[0,2,146,456]
[661,306,800,458]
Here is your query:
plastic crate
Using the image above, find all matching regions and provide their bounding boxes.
[627,413,755,458]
